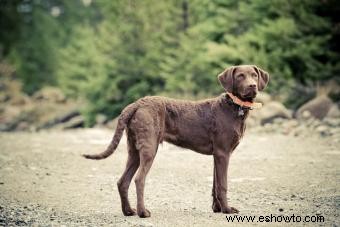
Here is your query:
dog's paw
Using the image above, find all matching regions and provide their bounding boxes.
[123,208,137,216]
[222,206,239,214]
[138,208,151,218]
[212,200,221,213]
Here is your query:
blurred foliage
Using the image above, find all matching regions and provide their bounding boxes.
[0,0,339,125]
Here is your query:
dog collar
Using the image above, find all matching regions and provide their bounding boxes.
[226,92,262,110]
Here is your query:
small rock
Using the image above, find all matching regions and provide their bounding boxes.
[62,115,85,129]
[95,114,107,125]
[329,128,340,136]
[258,101,292,125]
[286,119,299,127]
[324,118,340,127]
[306,118,322,129]
[301,110,311,119]
[40,110,80,130]
[296,95,333,120]
[316,125,330,136]
[106,118,118,129]
[272,118,285,125]
[16,121,29,131]
[326,104,340,118]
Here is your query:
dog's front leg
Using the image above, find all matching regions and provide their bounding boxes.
[212,164,221,212]
[213,150,239,214]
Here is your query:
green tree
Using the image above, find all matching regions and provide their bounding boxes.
[8,1,64,94]
[1,0,339,123]
[60,0,183,124]
[162,0,337,98]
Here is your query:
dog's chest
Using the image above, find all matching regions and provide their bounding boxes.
[214,110,247,151]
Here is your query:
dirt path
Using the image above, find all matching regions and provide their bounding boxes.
[0,129,339,226]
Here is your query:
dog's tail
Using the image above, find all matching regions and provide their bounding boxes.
[82,102,138,160]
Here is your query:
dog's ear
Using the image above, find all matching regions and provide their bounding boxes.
[252,65,269,91]
[218,66,236,92]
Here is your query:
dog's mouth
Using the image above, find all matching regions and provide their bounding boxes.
[240,91,257,102]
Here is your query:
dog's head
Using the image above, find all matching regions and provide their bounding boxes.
[218,65,269,102]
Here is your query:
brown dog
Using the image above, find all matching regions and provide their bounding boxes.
[83,65,269,218]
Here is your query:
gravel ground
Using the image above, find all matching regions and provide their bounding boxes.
[0,129,339,226]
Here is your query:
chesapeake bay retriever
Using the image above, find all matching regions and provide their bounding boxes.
[83,65,269,218]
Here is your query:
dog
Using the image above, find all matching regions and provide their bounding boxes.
[83,65,269,218]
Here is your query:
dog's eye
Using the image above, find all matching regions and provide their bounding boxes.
[252,73,258,78]
[237,74,245,80]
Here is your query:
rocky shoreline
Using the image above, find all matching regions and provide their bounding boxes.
[1,86,339,142]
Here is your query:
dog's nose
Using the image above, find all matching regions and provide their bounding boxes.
[248,84,257,89]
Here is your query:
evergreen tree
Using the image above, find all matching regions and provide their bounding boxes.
[1,0,338,122]
[9,0,63,94]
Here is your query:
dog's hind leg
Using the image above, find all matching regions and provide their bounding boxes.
[131,109,159,218]
[117,132,140,216]
[134,144,157,218]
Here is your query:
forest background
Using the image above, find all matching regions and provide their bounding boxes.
[1,0,339,125]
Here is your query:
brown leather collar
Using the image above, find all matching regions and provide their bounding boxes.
[226,92,262,110]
